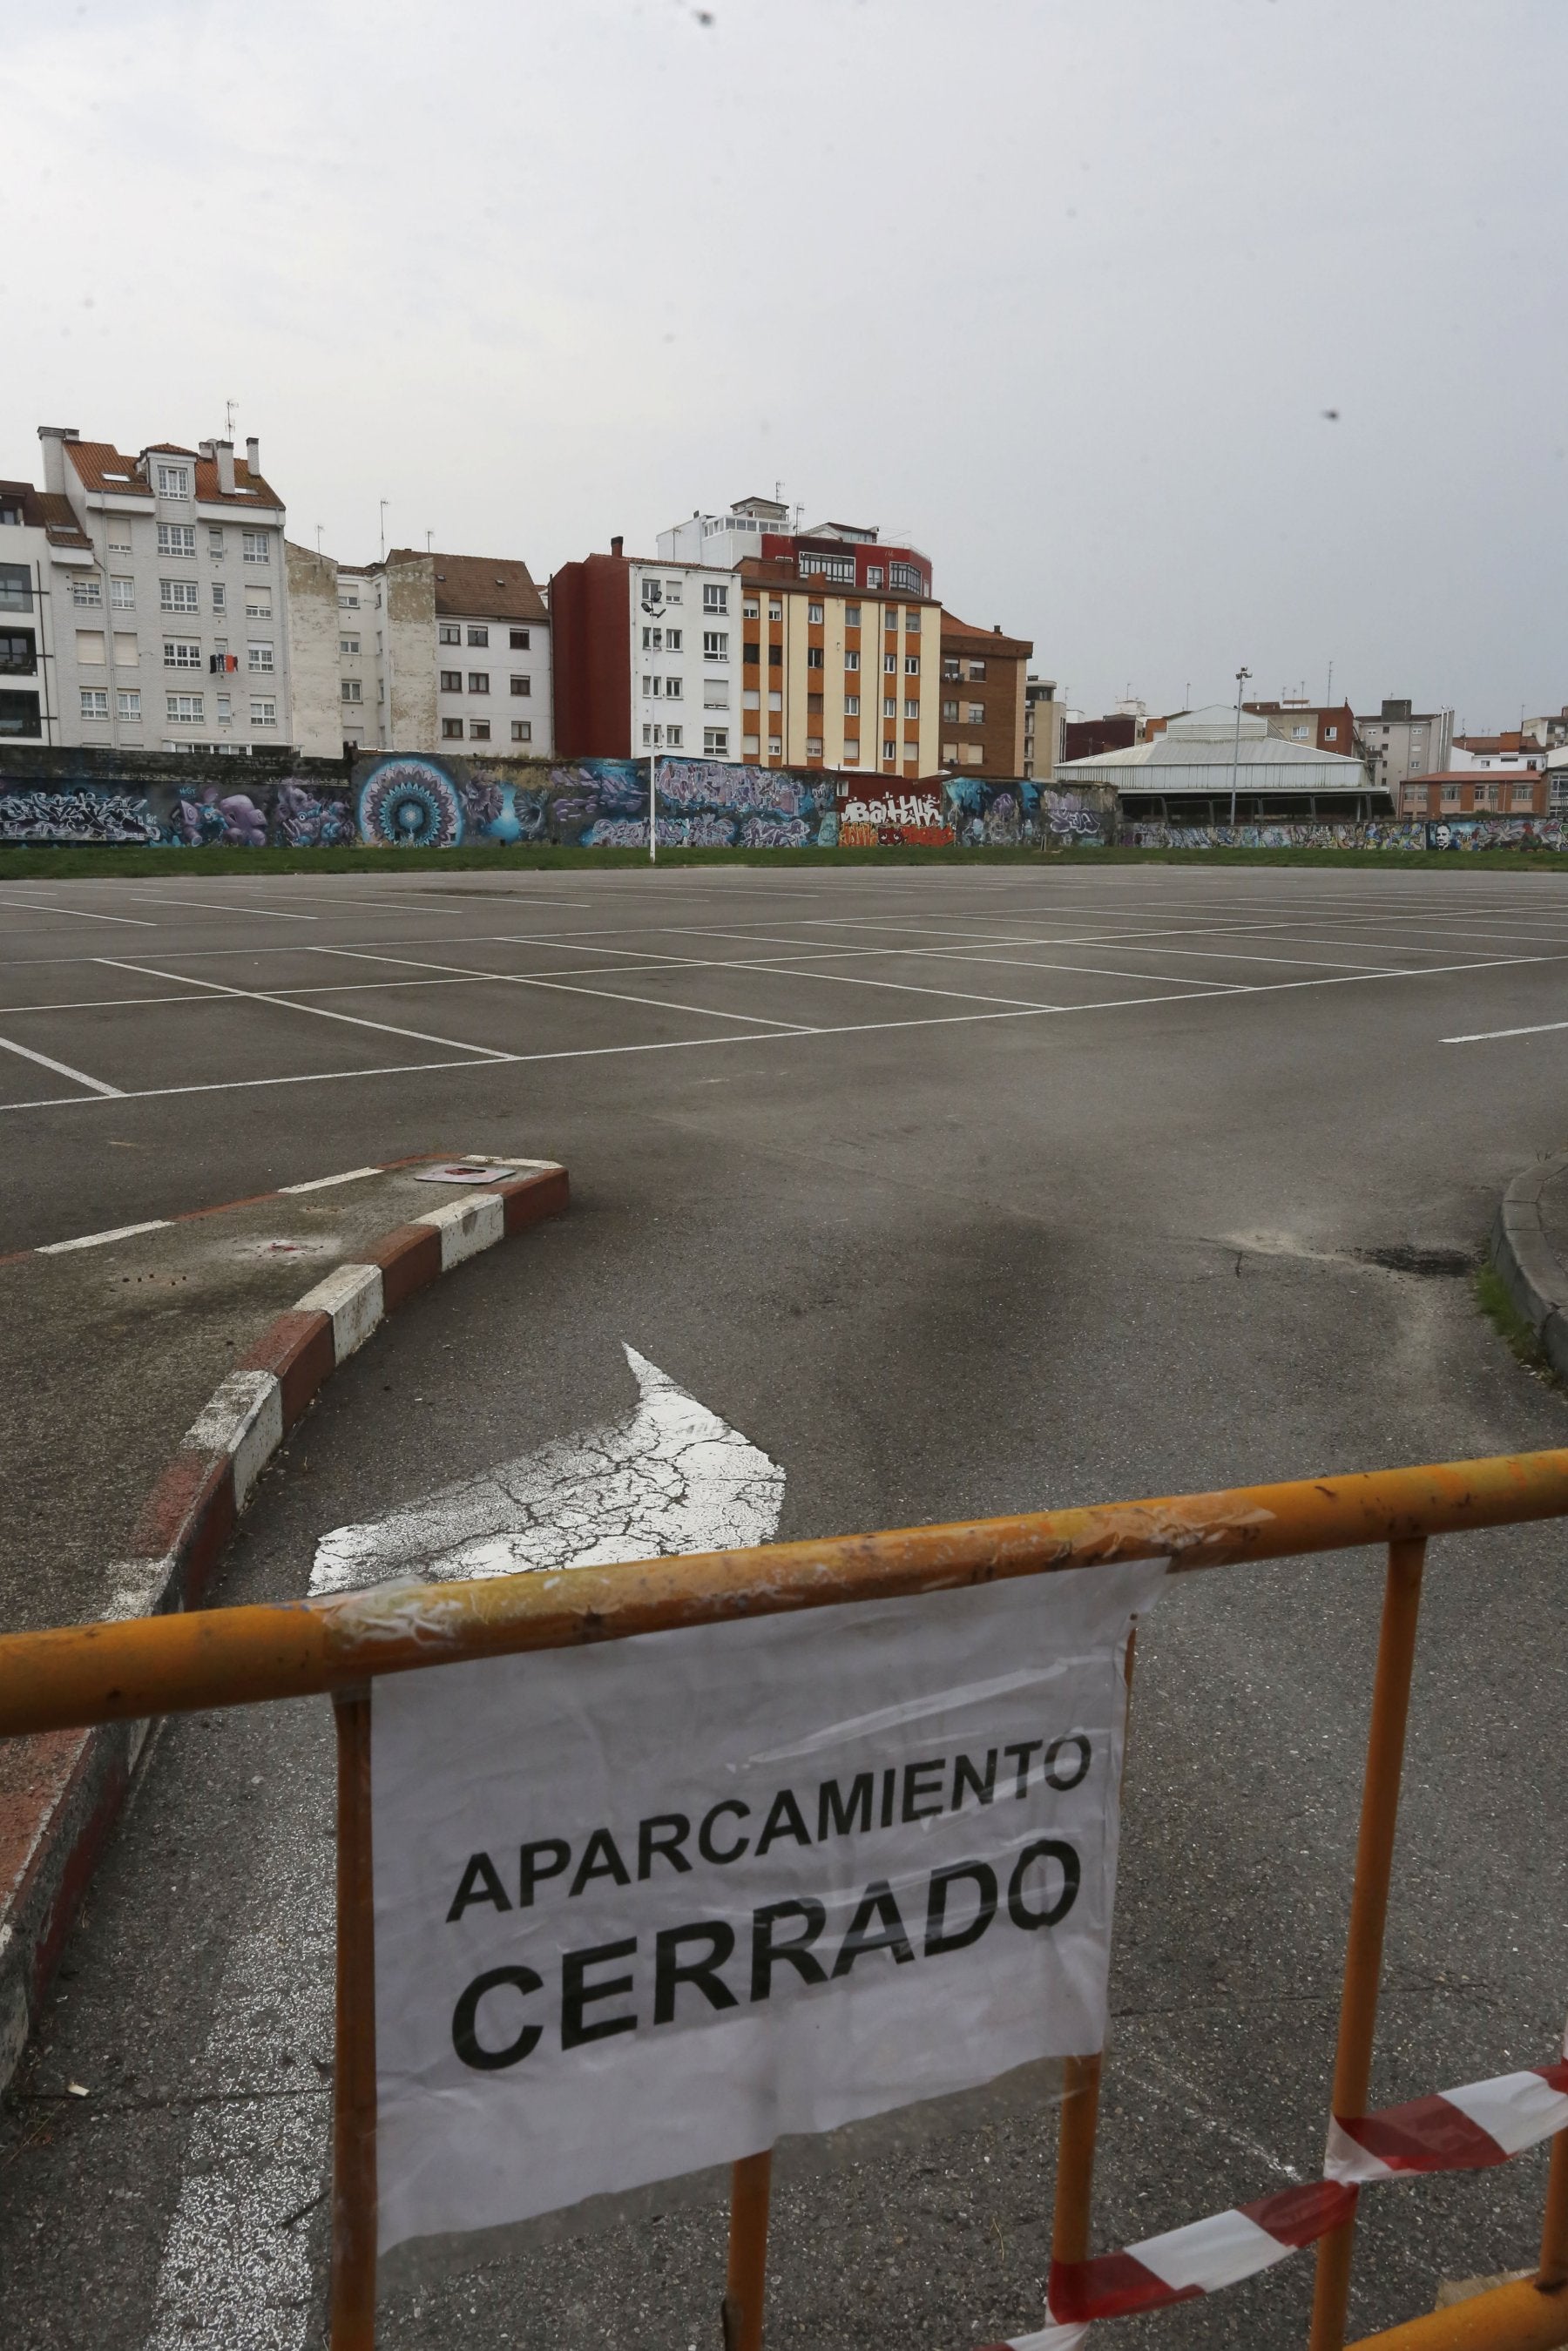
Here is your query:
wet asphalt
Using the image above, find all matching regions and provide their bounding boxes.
[0,861,1565,2349]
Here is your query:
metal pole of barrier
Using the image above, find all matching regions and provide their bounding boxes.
[722,2150,773,2350]
[1309,1537,1427,2351]
[331,1687,378,2350]
[1540,2124,1568,2292]
[1050,1632,1136,2277]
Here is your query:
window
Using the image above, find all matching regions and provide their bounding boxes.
[114,632,138,667]
[161,579,199,612]
[883,742,896,760]
[166,692,204,722]
[0,631,34,674]
[799,551,854,583]
[768,601,782,622]
[80,688,109,719]
[768,690,782,712]
[106,534,131,555]
[642,578,663,608]
[666,725,683,747]
[117,690,140,720]
[889,562,923,594]
[642,626,662,652]
[845,604,861,628]
[341,679,362,703]
[704,679,729,708]
[807,693,824,716]
[76,629,106,665]
[905,655,920,675]
[211,583,226,613]
[216,692,231,719]
[884,652,896,673]
[439,669,462,692]
[743,640,760,665]
[663,675,683,699]
[442,717,463,739]
[72,576,103,607]
[1324,724,1338,741]
[906,699,921,720]
[966,658,986,679]
[883,697,897,719]
[908,612,923,634]
[208,527,225,556]
[241,530,270,564]
[163,639,201,668]
[808,602,824,624]
[704,726,729,754]
[438,620,460,643]
[867,565,884,588]
[470,719,490,740]
[844,651,860,672]
[943,658,960,679]
[251,698,277,726]
[244,590,271,617]
[510,627,531,651]
[806,646,824,670]
[742,599,759,619]
[961,744,984,767]
[768,644,782,668]
[247,641,274,672]
[885,612,900,634]
[943,699,959,721]
[965,702,984,724]
[703,630,728,660]
[642,721,663,747]
[642,674,660,699]
[467,625,489,645]
[511,719,532,743]
[742,689,760,711]
[841,743,860,764]
[341,636,360,656]
[742,733,760,754]
[806,736,823,757]
[943,742,959,764]
[468,671,490,693]
[510,674,531,696]
[664,579,682,603]
[666,628,682,652]
[157,523,196,557]
[844,694,861,716]
[767,734,783,756]
[703,583,728,613]
[1291,724,1309,740]
[155,463,190,497]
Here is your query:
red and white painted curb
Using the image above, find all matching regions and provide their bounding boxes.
[978,2045,1568,2348]
[0,1155,569,2093]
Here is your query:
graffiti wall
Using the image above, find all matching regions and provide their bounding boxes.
[947,778,1114,848]
[1121,821,1432,852]
[351,753,841,850]
[1425,817,1568,852]
[0,774,356,848]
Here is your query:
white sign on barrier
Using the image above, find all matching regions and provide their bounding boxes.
[371,1559,1166,2257]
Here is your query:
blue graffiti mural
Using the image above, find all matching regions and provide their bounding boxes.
[0,787,162,845]
[946,779,1111,848]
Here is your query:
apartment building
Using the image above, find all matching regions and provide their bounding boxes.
[285,543,551,758]
[1245,698,1357,757]
[1023,676,1062,782]
[731,558,940,774]
[1355,697,1454,795]
[659,497,934,603]
[938,616,1031,773]
[551,541,744,760]
[0,478,91,742]
[6,426,293,753]
[1398,769,1549,819]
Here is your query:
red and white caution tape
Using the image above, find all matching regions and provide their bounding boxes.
[976,2051,1568,2351]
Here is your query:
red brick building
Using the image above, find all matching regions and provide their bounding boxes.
[937,616,1031,774]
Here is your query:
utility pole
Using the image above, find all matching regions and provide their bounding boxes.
[649,751,658,864]
[1228,665,1252,825]
[379,499,389,562]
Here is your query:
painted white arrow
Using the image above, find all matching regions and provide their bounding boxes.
[310,1344,785,1596]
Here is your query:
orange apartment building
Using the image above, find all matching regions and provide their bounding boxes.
[737,555,940,777]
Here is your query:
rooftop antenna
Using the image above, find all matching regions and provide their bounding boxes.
[426,530,434,551]
[225,397,238,437]
[379,498,389,562]
[315,524,324,558]
[1327,659,1334,707]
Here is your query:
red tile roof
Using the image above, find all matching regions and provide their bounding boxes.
[395,549,547,624]
[0,479,91,548]
[941,610,1033,659]
[63,437,284,510]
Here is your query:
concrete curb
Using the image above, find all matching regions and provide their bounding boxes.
[0,1158,569,2095]
[1488,1150,1568,1384]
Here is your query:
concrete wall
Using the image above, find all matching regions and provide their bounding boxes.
[284,541,347,760]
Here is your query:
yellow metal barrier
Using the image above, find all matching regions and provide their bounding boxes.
[1,1446,1565,2349]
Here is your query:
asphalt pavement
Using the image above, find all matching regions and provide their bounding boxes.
[0,860,1565,2348]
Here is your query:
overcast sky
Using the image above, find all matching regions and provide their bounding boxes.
[5,0,1562,728]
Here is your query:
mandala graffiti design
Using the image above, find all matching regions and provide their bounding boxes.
[357,760,465,848]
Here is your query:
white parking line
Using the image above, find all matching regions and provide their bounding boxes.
[98,959,509,1060]
[1443,1019,1568,1044]
[0,1031,124,1096]
[0,896,156,927]
[308,945,813,1030]
[99,892,318,921]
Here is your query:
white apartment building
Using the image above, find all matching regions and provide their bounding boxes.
[286,543,551,760]
[632,557,741,759]
[0,477,87,744]
[9,426,293,753]
[1355,697,1454,795]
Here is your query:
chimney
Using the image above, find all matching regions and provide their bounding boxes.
[246,436,260,477]
[610,535,624,557]
[214,438,237,495]
[37,425,80,496]
[993,622,1002,633]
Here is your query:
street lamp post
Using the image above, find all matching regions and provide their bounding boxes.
[1228,665,1252,827]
